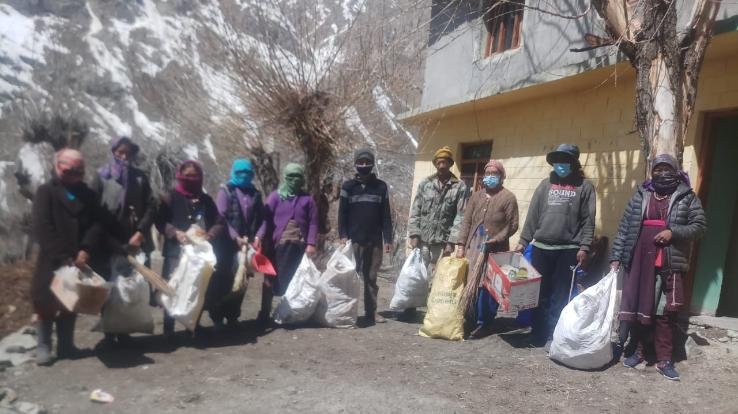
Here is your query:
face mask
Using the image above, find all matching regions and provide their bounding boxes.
[482,175,500,189]
[230,170,254,188]
[652,171,680,194]
[553,163,572,178]
[356,165,373,175]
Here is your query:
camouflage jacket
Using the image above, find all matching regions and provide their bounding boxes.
[408,173,467,244]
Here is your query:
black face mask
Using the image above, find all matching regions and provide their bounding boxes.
[356,165,373,176]
[652,172,680,195]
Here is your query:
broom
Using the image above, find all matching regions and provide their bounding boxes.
[458,248,487,320]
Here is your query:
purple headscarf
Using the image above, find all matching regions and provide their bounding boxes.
[98,137,139,207]
[642,153,691,192]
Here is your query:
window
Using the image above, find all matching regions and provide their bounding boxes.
[483,0,524,56]
[458,141,493,192]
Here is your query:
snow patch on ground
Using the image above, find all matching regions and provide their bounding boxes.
[345,106,375,147]
[0,161,14,211]
[372,85,417,148]
[183,144,199,160]
[85,3,132,89]
[203,136,216,161]
[17,144,49,188]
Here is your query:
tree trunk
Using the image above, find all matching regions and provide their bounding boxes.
[593,0,721,167]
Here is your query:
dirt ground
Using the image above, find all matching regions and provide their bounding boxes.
[0,260,35,338]
[2,269,738,414]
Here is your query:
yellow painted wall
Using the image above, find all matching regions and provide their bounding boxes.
[410,52,738,245]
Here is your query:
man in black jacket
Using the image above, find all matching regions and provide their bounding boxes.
[339,149,393,325]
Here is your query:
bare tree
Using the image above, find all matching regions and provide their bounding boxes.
[591,0,722,165]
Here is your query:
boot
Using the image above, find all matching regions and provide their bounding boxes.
[35,320,54,366]
[56,315,82,359]
[163,311,175,339]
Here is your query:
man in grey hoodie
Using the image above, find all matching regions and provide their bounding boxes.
[515,144,596,347]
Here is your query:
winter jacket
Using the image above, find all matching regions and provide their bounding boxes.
[610,183,706,273]
[31,179,119,305]
[338,174,393,246]
[156,190,225,260]
[91,166,157,252]
[257,191,319,246]
[408,173,467,245]
[519,173,596,251]
[215,185,264,241]
[457,187,519,253]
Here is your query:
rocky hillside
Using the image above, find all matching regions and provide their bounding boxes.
[0,0,425,261]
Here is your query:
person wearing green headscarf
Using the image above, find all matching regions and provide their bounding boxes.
[255,163,318,324]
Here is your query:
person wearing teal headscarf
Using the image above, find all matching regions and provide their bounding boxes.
[229,159,255,190]
[255,163,318,324]
[208,158,264,331]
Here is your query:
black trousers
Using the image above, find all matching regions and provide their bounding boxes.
[530,246,579,342]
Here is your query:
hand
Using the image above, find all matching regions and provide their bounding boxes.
[175,230,188,244]
[305,244,317,257]
[384,243,392,254]
[128,231,145,248]
[408,236,419,249]
[253,237,262,250]
[456,245,466,258]
[610,260,621,271]
[513,243,525,253]
[654,229,673,246]
[236,236,249,248]
[443,243,455,256]
[340,238,349,245]
[577,249,588,267]
[74,250,90,268]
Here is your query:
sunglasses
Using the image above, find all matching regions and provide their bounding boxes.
[61,168,84,177]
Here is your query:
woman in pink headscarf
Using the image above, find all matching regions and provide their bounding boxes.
[456,159,519,338]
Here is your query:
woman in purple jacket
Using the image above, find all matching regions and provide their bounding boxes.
[255,163,318,323]
[206,159,264,331]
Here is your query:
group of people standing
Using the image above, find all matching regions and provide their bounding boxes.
[409,144,705,381]
[30,139,395,365]
[30,138,706,381]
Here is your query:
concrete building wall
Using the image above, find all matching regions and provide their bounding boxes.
[420,1,738,112]
[410,47,738,249]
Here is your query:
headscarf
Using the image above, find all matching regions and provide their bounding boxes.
[54,149,85,197]
[484,159,506,180]
[98,137,139,208]
[228,158,255,190]
[643,154,690,195]
[175,160,204,198]
[278,163,305,200]
[433,146,454,165]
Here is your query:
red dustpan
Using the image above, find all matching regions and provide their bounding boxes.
[252,249,276,276]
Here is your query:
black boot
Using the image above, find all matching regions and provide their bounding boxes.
[35,320,54,366]
[56,315,82,359]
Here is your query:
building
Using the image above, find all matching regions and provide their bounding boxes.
[400,1,738,317]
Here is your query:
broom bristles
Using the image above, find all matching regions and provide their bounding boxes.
[458,251,486,319]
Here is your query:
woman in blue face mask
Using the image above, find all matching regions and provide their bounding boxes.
[456,160,519,338]
[208,158,264,331]
[514,143,597,348]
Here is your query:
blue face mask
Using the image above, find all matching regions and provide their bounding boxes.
[482,175,500,189]
[553,163,572,178]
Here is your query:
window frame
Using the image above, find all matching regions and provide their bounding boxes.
[483,0,524,57]
[458,140,494,192]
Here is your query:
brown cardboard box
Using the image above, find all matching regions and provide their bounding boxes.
[51,266,110,315]
[483,252,542,313]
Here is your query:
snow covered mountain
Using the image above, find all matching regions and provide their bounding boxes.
[0,0,422,261]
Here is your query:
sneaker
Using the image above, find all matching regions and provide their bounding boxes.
[656,361,680,381]
[623,353,645,369]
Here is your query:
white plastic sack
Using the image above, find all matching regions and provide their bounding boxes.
[159,227,217,331]
[549,269,619,370]
[389,248,429,310]
[101,254,154,334]
[273,254,322,325]
[315,242,361,328]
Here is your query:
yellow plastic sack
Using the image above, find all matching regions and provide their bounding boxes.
[419,256,468,341]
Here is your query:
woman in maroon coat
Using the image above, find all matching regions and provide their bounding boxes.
[32,149,116,365]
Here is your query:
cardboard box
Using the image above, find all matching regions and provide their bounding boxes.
[51,266,110,315]
[483,252,541,313]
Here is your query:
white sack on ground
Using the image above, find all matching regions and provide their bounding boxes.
[101,254,154,334]
[273,254,322,325]
[389,248,429,310]
[315,242,361,328]
[159,227,217,331]
[549,269,619,370]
